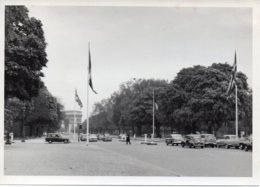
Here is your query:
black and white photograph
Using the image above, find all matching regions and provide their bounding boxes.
[1,0,260,185]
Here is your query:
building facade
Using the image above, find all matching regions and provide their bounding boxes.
[63,110,82,134]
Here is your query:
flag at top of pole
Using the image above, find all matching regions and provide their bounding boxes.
[75,89,83,108]
[226,52,237,97]
[88,43,97,94]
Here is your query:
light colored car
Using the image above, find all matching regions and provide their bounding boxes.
[97,134,104,140]
[80,134,98,142]
[216,134,240,149]
[103,134,112,141]
[200,134,217,147]
[118,134,126,141]
[165,134,184,146]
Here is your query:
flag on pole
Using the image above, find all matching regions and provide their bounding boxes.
[75,89,83,108]
[88,44,98,94]
[226,52,237,97]
[155,102,158,110]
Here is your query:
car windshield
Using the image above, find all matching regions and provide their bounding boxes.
[171,134,183,139]
[224,135,237,139]
[189,135,201,139]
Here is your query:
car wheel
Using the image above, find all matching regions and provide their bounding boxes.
[201,146,204,148]
[48,140,52,144]
[64,140,68,143]
[181,142,185,147]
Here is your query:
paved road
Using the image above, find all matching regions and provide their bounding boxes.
[4,138,252,176]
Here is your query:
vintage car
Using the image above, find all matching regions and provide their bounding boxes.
[200,134,217,147]
[181,134,205,148]
[80,134,98,142]
[45,133,70,143]
[216,134,240,149]
[118,134,127,141]
[239,135,252,151]
[103,134,112,141]
[244,139,252,151]
[165,134,184,146]
[97,134,104,140]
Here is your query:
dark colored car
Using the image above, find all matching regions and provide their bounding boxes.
[200,134,217,147]
[181,134,205,148]
[216,134,240,149]
[165,134,184,146]
[45,133,70,143]
[244,140,252,151]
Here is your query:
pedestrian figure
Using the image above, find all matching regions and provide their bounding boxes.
[126,133,131,145]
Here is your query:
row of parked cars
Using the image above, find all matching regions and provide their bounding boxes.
[80,133,112,142]
[165,133,252,151]
[45,133,112,143]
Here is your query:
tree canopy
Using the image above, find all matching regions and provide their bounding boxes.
[5,6,47,101]
[87,63,252,137]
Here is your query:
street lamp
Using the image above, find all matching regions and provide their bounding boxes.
[21,103,26,142]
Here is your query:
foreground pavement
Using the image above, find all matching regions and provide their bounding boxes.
[4,137,252,176]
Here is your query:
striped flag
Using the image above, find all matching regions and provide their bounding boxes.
[88,44,97,94]
[226,52,237,97]
[155,102,158,110]
[75,89,83,108]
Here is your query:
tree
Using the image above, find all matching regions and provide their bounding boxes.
[25,87,64,136]
[171,63,252,134]
[5,6,47,101]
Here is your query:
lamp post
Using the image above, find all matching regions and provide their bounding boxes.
[21,103,26,142]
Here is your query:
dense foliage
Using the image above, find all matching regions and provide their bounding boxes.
[87,63,252,137]
[4,6,64,137]
[5,6,47,101]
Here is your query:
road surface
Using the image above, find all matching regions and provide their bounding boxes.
[4,137,252,176]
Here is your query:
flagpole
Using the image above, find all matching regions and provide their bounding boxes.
[235,84,238,137]
[152,89,155,139]
[73,98,76,140]
[86,43,90,146]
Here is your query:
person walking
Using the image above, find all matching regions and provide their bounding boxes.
[126,133,131,145]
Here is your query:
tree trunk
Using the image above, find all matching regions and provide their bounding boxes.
[137,125,142,136]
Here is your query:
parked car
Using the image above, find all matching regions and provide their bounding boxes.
[244,139,252,151]
[181,134,205,148]
[80,134,98,142]
[97,134,104,140]
[45,133,70,143]
[239,135,252,151]
[118,133,127,141]
[103,134,112,141]
[216,134,240,149]
[200,134,217,147]
[165,134,184,146]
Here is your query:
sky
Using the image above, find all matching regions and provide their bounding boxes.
[27,6,252,120]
